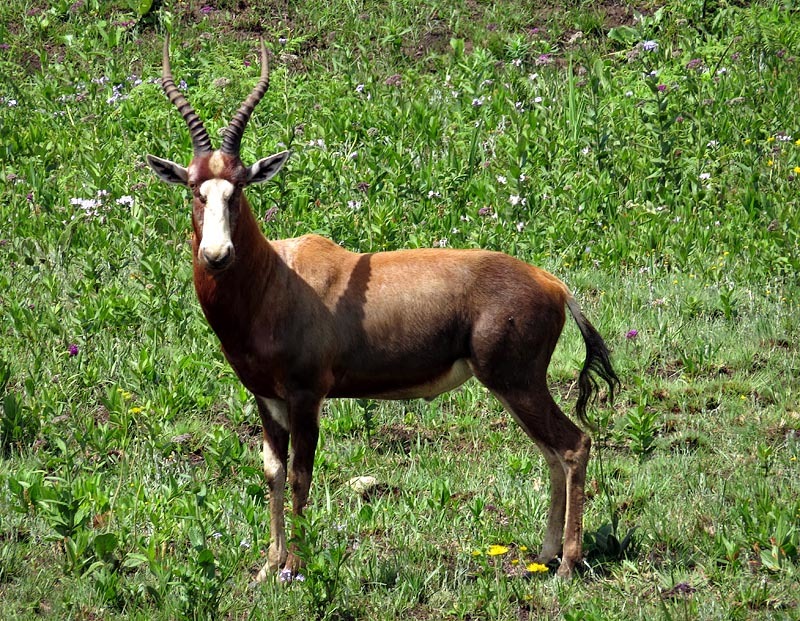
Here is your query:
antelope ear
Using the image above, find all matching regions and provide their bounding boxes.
[246,150,291,185]
[146,154,189,186]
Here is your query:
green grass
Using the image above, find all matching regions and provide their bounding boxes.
[1,0,799,618]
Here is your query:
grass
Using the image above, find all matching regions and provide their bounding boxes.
[1,0,799,618]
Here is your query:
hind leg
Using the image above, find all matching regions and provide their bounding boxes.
[494,390,590,578]
[531,441,567,564]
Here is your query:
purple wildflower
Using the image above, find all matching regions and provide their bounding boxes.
[200,5,214,14]
[626,329,639,340]
[657,84,667,92]
[263,206,279,222]
[68,344,79,357]
[686,58,704,71]
[641,40,659,52]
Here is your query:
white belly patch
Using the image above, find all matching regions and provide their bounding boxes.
[372,359,473,400]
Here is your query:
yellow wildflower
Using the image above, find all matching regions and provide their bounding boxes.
[129,406,143,414]
[793,166,800,175]
[487,545,510,556]
[767,136,775,143]
[471,550,482,557]
[767,159,774,167]
[526,562,549,573]
[511,559,519,565]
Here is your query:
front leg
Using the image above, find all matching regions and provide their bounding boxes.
[254,397,290,582]
[284,395,322,576]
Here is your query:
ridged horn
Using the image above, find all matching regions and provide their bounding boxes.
[220,38,270,156]
[160,33,213,155]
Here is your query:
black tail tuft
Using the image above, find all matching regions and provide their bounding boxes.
[566,297,620,429]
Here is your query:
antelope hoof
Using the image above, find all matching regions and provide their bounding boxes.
[556,559,575,580]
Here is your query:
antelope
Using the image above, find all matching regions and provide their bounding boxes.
[146,35,619,581]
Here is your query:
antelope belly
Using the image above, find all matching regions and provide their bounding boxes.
[370,359,473,400]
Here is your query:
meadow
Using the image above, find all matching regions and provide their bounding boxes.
[0,0,798,618]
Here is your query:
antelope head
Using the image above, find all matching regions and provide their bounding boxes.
[146,35,290,273]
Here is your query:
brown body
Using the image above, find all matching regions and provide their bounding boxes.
[147,37,619,581]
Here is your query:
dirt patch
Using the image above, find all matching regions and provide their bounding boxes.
[370,422,438,455]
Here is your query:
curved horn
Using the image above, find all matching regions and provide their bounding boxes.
[220,38,270,156]
[160,33,213,155]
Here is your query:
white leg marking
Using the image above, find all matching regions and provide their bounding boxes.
[257,397,290,431]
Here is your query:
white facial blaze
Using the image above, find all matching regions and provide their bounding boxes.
[198,179,235,262]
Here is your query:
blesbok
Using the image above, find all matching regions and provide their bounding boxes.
[146,35,619,580]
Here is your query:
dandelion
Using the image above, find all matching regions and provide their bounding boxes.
[487,545,510,556]
[526,562,549,573]
[793,166,800,175]
[641,40,659,52]
[129,406,143,414]
[68,344,79,357]
[626,329,639,340]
